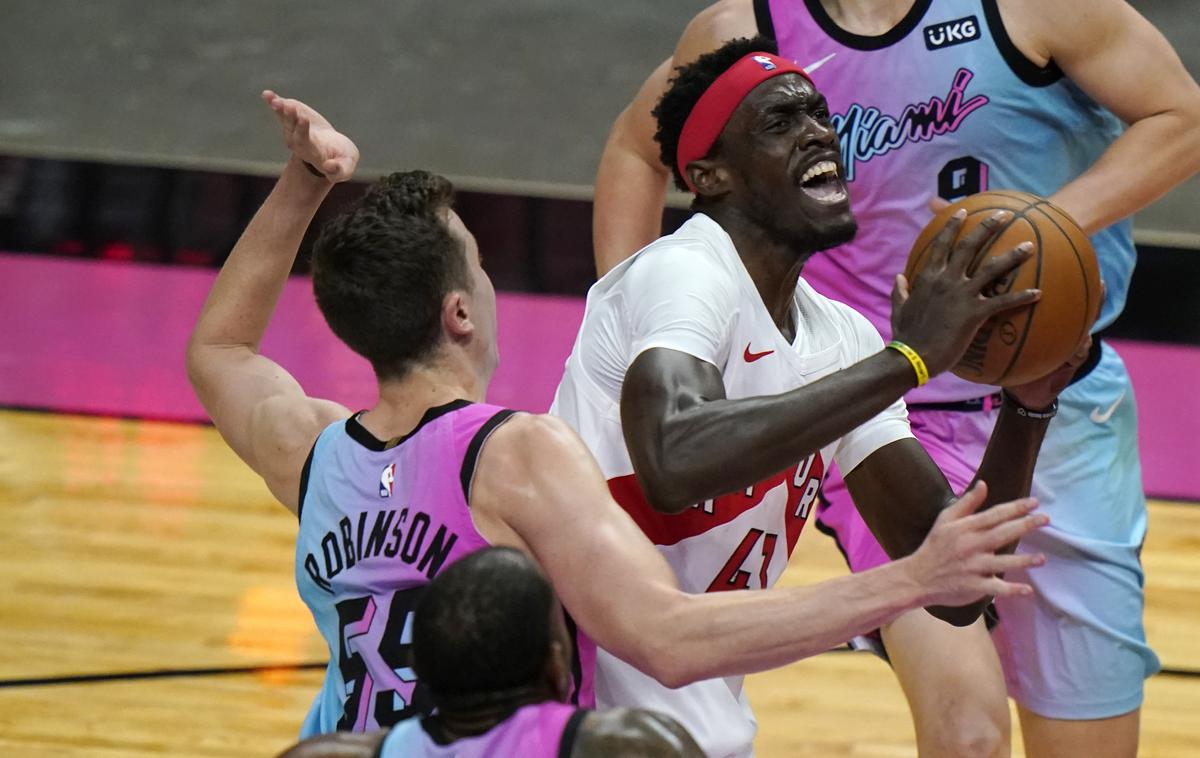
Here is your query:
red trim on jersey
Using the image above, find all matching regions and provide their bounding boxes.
[607,452,826,550]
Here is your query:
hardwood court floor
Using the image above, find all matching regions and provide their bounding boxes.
[1,409,1197,757]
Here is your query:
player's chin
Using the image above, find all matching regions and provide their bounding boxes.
[807,214,858,252]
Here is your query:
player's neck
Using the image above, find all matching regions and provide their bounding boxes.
[427,690,552,742]
[821,0,914,35]
[364,360,486,440]
[706,207,808,338]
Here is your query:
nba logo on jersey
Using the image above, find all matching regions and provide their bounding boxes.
[379,463,395,498]
[752,55,777,71]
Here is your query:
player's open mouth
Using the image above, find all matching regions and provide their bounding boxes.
[796,160,848,204]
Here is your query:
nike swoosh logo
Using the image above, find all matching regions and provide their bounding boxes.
[1089,391,1126,423]
[744,344,775,363]
[802,53,837,73]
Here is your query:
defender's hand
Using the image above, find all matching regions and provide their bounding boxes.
[891,210,1042,377]
[905,482,1048,609]
[261,90,360,183]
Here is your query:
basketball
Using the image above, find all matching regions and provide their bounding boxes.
[904,191,1103,386]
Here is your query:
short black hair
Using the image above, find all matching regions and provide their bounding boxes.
[413,547,556,707]
[311,170,470,381]
[653,36,779,191]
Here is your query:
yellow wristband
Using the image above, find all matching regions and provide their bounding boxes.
[887,340,929,387]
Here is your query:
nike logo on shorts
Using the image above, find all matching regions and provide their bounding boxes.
[744,344,775,363]
[1090,392,1125,424]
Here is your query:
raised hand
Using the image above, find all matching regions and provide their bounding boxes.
[891,210,1042,377]
[261,90,360,183]
[905,481,1047,609]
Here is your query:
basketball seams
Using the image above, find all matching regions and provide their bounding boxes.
[993,199,1042,384]
[904,191,1094,385]
[1029,202,1095,353]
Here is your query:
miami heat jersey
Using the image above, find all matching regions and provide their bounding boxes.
[550,213,912,756]
[376,703,587,758]
[294,401,595,738]
[763,0,1133,402]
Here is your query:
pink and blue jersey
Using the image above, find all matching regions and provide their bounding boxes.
[294,401,595,737]
[375,703,587,758]
[761,0,1133,402]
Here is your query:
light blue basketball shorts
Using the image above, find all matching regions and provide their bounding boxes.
[819,341,1160,719]
[990,341,1161,719]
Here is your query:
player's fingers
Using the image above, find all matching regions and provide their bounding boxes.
[983,551,1047,575]
[925,209,966,271]
[948,210,1011,276]
[985,576,1035,598]
[970,242,1033,290]
[1066,334,1093,367]
[960,496,1039,531]
[891,273,910,309]
[977,513,1050,551]
[942,481,988,519]
[980,288,1041,317]
[928,196,951,214]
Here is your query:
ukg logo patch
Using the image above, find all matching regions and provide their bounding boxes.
[924,15,980,50]
[832,68,989,180]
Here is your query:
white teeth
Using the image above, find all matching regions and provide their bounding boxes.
[800,160,839,184]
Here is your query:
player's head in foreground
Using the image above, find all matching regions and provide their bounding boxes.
[413,546,575,710]
[654,36,856,256]
[276,547,705,757]
[311,170,499,391]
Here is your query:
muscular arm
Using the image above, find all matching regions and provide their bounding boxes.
[592,0,757,275]
[572,709,705,758]
[1003,0,1200,233]
[621,346,917,513]
[186,94,356,511]
[845,403,1051,625]
[470,414,1043,688]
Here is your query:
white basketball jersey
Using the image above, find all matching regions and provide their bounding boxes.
[550,214,912,758]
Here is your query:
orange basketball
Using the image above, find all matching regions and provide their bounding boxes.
[904,191,1102,386]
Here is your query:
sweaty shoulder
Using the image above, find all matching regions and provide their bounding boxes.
[618,217,737,297]
[251,394,350,511]
[570,708,705,758]
[678,0,759,62]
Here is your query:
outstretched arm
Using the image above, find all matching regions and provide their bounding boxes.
[471,413,1046,689]
[845,338,1089,625]
[186,92,358,511]
[592,0,758,275]
[1012,0,1200,233]
[620,212,1036,514]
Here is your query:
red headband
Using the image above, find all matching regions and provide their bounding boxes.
[675,52,812,192]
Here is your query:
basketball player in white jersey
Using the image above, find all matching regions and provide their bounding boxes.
[591,2,1200,756]
[186,91,1051,738]
[551,42,1091,757]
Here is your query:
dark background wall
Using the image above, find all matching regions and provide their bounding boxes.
[1,0,1198,244]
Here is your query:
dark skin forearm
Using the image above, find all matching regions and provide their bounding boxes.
[844,401,1051,626]
[620,346,918,513]
[971,402,1051,533]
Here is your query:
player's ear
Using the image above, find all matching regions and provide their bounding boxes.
[686,159,731,199]
[442,290,475,340]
